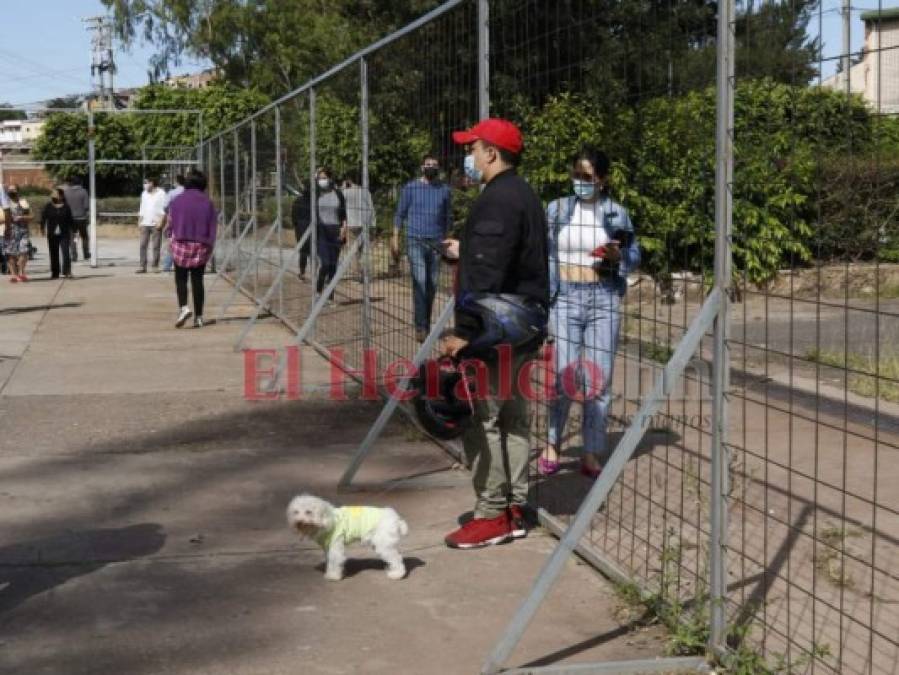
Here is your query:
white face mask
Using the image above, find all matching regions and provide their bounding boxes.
[317,178,331,190]
[463,154,483,182]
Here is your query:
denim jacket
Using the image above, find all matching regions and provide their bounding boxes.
[546,194,640,299]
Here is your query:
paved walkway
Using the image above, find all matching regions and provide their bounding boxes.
[0,239,667,674]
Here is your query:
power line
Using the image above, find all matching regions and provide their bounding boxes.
[0,48,90,88]
[0,68,85,86]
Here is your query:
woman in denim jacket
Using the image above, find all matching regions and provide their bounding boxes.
[539,146,640,478]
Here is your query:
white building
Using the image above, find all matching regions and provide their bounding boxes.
[164,68,219,90]
[0,119,45,145]
[822,8,899,113]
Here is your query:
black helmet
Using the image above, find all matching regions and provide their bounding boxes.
[413,358,475,440]
[455,292,547,358]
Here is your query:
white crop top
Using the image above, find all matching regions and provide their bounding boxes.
[557,200,610,267]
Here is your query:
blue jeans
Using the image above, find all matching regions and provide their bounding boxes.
[407,237,441,332]
[548,280,621,459]
[162,235,173,271]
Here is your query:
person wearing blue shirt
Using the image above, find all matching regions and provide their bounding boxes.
[392,154,452,342]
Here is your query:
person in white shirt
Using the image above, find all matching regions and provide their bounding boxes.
[341,171,375,281]
[137,176,168,273]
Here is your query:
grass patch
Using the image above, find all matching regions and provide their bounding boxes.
[814,525,862,590]
[611,538,833,673]
[643,341,675,363]
[878,284,899,299]
[805,349,899,403]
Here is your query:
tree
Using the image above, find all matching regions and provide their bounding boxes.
[45,95,83,111]
[31,83,269,196]
[32,113,137,195]
[101,0,442,97]
[0,103,27,121]
[130,83,268,157]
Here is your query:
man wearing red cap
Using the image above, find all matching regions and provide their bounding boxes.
[441,118,549,549]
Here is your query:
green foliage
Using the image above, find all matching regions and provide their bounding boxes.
[32,113,137,195]
[0,103,26,121]
[32,83,268,197]
[279,92,430,193]
[517,93,608,202]
[816,154,899,261]
[130,83,268,154]
[103,0,441,95]
[515,81,884,285]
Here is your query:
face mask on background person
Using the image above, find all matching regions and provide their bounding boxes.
[572,179,597,200]
[422,166,439,180]
[317,178,331,190]
[463,154,482,182]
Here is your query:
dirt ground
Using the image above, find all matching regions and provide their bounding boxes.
[0,239,669,675]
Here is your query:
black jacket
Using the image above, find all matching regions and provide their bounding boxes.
[41,202,74,237]
[456,169,549,340]
[291,192,311,235]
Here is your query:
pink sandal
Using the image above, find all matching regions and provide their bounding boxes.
[537,455,561,476]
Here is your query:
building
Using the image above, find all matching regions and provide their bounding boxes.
[822,8,899,113]
[0,119,46,144]
[164,68,219,90]
[0,118,53,189]
[21,119,45,143]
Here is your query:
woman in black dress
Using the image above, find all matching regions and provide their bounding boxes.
[40,187,74,279]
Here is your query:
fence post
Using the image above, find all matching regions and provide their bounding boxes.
[88,109,98,268]
[309,88,318,338]
[251,119,258,299]
[233,130,241,281]
[360,56,372,353]
[275,105,284,318]
[709,0,735,655]
[217,136,226,273]
[478,0,490,119]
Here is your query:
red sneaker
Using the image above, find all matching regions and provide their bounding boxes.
[445,513,512,549]
[17,274,28,282]
[508,505,528,539]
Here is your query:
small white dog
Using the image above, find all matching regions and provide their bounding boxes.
[286,494,409,581]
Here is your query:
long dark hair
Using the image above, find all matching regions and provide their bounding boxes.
[52,187,68,205]
[571,145,611,195]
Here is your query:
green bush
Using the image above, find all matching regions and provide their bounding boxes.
[516,81,885,285]
[815,155,899,261]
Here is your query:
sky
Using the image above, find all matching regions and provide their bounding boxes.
[0,0,895,110]
[0,0,210,110]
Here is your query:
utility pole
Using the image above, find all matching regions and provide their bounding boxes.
[83,16,117,110]
[842,0,851,94]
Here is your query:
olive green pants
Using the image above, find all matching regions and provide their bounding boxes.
[463,348,535,519]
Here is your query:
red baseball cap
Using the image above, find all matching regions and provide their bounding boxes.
[452,118,523,154]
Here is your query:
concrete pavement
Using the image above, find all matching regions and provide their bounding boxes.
[0,239,667,674]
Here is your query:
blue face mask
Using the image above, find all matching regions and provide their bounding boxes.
[464,154,482,182]
[573,179,597,200]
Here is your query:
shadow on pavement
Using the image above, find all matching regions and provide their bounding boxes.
[313,556,426,578]
[0,302,84,315]
[0,523,166,614]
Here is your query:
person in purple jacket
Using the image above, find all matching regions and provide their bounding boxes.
[166,169,217,328]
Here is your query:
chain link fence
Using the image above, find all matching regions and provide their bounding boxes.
[202,1,899,672]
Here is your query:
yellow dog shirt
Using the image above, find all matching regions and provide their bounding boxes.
[314,506,384,549]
